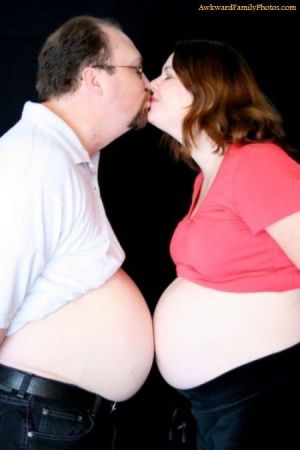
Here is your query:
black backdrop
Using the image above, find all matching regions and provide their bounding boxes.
[0,1,299,449]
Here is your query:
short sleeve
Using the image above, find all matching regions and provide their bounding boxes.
[233,144,300,234]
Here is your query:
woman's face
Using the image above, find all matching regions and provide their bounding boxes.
[148,53,193,142]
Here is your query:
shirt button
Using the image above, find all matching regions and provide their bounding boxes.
[27,431,34,438]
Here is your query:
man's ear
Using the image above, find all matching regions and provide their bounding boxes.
[80,67,103,94]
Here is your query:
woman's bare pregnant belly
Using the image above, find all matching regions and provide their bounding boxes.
[154,277,300,389]
[0,269,154,401]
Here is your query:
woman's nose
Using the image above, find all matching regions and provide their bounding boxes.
[150,76,159,92]
[142,73,151,89]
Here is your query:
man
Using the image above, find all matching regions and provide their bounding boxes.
[0,16,154,449]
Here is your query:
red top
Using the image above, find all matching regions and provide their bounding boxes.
[170,143,300,292]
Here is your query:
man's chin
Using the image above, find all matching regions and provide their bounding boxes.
[128,91,152,130]
[128,106,149,130]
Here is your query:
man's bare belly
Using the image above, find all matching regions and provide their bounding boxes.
[0,269,154,401]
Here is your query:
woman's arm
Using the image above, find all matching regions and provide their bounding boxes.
[266,211,300,269]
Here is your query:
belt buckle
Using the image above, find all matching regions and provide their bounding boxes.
[0,383,13,393]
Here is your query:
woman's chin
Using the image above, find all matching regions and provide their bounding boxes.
[147,114,165,131]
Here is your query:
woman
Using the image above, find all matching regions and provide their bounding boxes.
[149,40,300,450]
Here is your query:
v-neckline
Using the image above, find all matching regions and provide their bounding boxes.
[187,152,227,219]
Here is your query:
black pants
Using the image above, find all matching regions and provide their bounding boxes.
[178,343,300,450]
[0,365,117,450]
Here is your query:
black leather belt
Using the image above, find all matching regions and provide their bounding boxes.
[0,364,98,409]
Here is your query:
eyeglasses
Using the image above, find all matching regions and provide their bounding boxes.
[92,64,144,78]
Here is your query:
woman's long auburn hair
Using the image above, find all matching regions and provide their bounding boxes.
[164,39,286,165]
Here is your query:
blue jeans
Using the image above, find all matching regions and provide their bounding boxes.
[178,342,300,450]
[0,375,116,450]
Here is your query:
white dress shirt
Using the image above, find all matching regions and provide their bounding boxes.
[0,102,125,335]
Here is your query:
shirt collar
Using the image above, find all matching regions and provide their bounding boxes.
[21,101,99,173]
